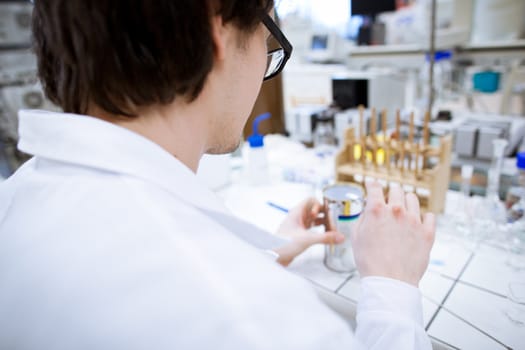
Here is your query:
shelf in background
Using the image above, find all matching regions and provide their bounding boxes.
[348,40,525,57]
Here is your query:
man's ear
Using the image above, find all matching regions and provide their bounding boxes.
[210,15,227,61]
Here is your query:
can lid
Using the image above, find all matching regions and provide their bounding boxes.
[324,184,364,202]
[517,152,525,170]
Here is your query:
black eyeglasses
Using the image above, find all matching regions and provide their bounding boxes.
[261,13,293,81]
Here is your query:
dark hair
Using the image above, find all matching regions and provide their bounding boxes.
[32,0,274,117]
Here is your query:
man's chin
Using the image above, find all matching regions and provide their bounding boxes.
[205,138,242,155]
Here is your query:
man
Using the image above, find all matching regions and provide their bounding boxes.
[0,1,435,349]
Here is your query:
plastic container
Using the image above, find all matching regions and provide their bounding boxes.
[473,71,500,93]
[419,50,453,107]
[246,113,271,186]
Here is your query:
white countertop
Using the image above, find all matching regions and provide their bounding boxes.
[214,135,525,350]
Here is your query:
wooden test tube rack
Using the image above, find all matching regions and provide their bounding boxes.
[335,109,452,213]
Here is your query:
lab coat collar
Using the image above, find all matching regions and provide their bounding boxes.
[17,110,229,215]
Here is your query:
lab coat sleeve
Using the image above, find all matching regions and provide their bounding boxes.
[354,276,432,350]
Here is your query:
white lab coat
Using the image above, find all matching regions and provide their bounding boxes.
[0,110,431,350]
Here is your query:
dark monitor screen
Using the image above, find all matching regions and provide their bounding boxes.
[311,35,329,50]
[351,0,396,16]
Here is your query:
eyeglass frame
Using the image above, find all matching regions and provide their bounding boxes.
[260,13,293,81]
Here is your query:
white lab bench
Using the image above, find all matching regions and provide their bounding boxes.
[215,135,525,350]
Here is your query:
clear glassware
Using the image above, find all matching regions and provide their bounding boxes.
[506,218,525,270]
[476,139,508,243]
[506,152,525,222]
[486,139,508,200]
[455,164,474,240]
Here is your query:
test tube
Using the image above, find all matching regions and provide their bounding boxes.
[423,111,431,145]
[382,109,387,140]
[370,108,377,141]
[381,109,389,168]
[409,111,415,143]
[395,109,401,139]
[359,105,365,138]
[422,111,431,169]
[415,143,420,177]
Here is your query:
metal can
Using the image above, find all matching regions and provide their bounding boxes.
[323,183,365,273]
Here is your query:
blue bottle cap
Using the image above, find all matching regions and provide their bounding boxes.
[248,134,264,148]
[247,112,271,148]
[517,152,525,170]
[426,50,452,62]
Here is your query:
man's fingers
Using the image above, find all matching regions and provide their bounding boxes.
[313,215,325,226]
[304,231,344,246]
[423,212,436,241]
[310,200,322,216]
[365,181,385,208]
[299,198,318,226]
[387,185,405,209]
[405,192,421,219]
[322,231,345,245]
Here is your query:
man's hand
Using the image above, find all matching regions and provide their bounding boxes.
[352,181,436,286]
[273,198,344,267]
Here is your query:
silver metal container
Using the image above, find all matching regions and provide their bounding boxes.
[323,183,365,273]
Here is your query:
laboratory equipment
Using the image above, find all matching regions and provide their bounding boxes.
[478,128,509,161]
[453,164,475,242]
[332,77,368,110]
[506,219,525,269]
[312,110,338,192]
[323,183,364,273]
[472,71,501,93]
[419,51,453,109]
[506,152,525,222]
[453,119,511,161]
[454,124,478,158]
[306,31,350,63]
[486,139,508,201]
[331,71,408,112]
[471,0,525,44]
[286,105,325,144]
[336,107,452,213]
[312,110,336,149]
[471,139,509,243]
[505,153,525,269]
[351,0,396,46]
[0,2,32,46]
[246,113,271,186]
